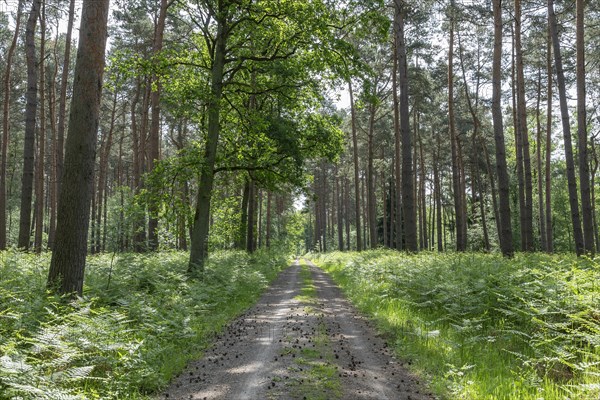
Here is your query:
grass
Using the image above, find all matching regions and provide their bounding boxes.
[287,260,342,400]
[311,250,600,400]
[0,249,289,399]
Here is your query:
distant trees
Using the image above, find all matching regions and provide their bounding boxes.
[0,0,598,293]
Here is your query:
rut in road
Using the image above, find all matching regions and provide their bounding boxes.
[164,259,435,400]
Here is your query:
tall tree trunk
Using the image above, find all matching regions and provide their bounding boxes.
[514,0,534,251]
[576,0,594,254]
[336,168,344,250]
[511,25,526,251]
[96,90,118,253]
[56,0,75,198]
[48,24,60,249]
[238,179,250,249]
[266,190,272,248]
[367,102,377,249]
[188,9,227,273]
[258,189,263,249]
[148,0,169,251]
[18,0,41,249]
[535,68,547,252]
[392,6,402,251]
[548,0,583,255]
[246,179,256,252]
[348,81,362,251]
[344,176,350,250]
[34,1,46,253]
[418,130,428,250]
[545,22,553,253]
[395,0,416,252]
[48,0,110,295]
[448,4,465,251]
[0,0,23,249]
[381,147,388,248]
[492,0,514,257]
[434,138,443,252]
[591,143,600,250]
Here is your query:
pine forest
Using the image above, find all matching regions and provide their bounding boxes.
[0,0,599,399]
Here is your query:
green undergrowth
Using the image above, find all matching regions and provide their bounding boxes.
[311,250,600,400]
[0,249,289,399]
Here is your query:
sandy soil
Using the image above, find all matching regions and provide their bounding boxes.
[163,259,436,400]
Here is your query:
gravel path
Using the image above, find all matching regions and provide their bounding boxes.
[163,259,435,400]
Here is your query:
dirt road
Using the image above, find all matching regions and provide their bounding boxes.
[164,259,435,400]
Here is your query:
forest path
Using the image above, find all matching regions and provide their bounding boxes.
[163,259,435,400]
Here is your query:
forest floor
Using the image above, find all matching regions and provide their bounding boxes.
[163,259,435,400]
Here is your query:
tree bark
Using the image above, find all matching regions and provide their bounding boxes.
[0,0,23,249]
[492,0,514,257]
[18,0,41,249]
[392,4,402,251]
[148,0,169,251]
[548,0,583,255]
[246,179,256,253]
[348,81,362,251]
[514,0,534,251]
[576,0,594,254]
[95,90,118,253]
[535,68,547,252]
[266,190,272,248]
[394,0,416,252]
[367,102,377,249]
[448,4,465,251]
[545,22,553,253]
[48,0,110,295]
[56,0,75,198]
[188,8,227,273]
[34,1,46,253]
[434,138,443,252]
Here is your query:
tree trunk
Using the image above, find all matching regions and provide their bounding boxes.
[418,130,428,250]
[336,169,344,251]
[576,0,594,254]
[392,5,402,251]
[492,0,514,257]
[0,0,23,249]
[48,25,60,250]
[549,0,584,255]
[434,139,443,252]
[591,143,600,250]
[367,102,377,249]
[188,11,227,272]
[56,0,75,198]
[34,1,46,253]
[535,68,547,252]
[266,190,272,248]
[48,0,110,295]
[381,148,388,248]
[545,22,553,253]
[345,176,350,250]
[18,0,41,249]
[96,90,118,253]
[514,0,534,251]
[448,5,465,252]
[148,0,169,251]
[238,179,250,249]
[395,0,416,252]
[348,81,362,251]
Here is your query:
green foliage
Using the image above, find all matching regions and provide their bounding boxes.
[312,250,600,399]
[0,249,289,399]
